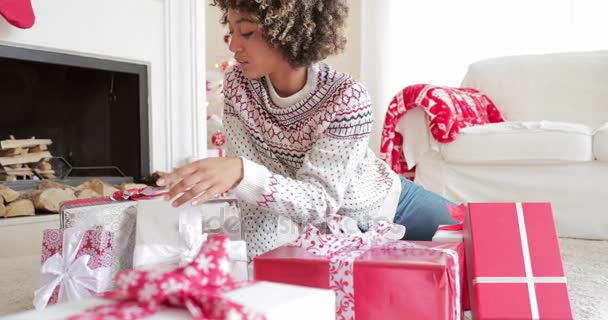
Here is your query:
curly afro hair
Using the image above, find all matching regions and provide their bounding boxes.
[211,0,348,68]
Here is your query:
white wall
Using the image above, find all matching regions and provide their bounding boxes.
[205,0,362,79]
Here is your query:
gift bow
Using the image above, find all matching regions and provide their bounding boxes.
[291,215,406,256]
[290,215,461,320]
[178,204,209,266]
[67,235,265,320]
[437,203,466,231]
[33,229,112,310]
[110,187,168,201]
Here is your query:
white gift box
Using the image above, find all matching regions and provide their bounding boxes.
[200,197,242,241]
[432,225,463,242]
[133,198,247,279]
[5,281,335,320]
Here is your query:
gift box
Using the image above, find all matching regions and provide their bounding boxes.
[464,202,573,319]
[33,228,113,310]
[200,197,242,241]
[61,188,242,280]
[9,282,334,320]
[434,204,466,243]
[7,235,335,320]
[433,225,464,242]
[254,215,464,320]
[133,197,247,280]
[432,225,470,311]
[61,196,138,280]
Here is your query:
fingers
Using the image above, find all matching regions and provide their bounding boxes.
[156,157,237,207]
[170,180,213,207]
[164,170,209,200]
[156,162,199,187]
[191,184,226,206]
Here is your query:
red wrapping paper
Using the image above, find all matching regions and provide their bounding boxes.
[464,202,573,319]
[255,241,464,320]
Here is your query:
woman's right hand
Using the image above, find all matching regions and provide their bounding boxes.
[156,157,243,207]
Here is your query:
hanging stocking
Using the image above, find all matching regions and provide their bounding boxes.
[0,0,35,29]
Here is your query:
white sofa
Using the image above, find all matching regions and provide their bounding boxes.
[398,51,608,240]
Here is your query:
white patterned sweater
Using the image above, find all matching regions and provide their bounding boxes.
[223,63,402,260]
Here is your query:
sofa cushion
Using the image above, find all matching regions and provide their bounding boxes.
[461,51,608,129]
[440,121,594,163]
[594,123,608,161]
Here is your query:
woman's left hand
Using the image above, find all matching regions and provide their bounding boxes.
[156,157,243,207]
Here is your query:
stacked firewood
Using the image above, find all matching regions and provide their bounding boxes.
[0,136,55,181]
[0,180,148,218]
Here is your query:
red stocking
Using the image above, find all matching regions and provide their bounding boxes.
[0,0,35,29]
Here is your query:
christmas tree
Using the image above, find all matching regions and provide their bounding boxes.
[206,48,235,150]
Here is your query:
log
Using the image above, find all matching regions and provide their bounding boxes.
[0,174,16,182]
[36,161,53,171]
[0,185,20,203]
[0,151,52,166]
[29,144,48,152]
[34,161,56,179]
[39,180,74,191]
[0,147,25,157]
[118,183,148,191]
[75,179,119,197]
[1,167,34,177]
[5,199,35,217]
[0,139,52,150]
[75,189,102,200]
[35,170,56,176]
[33,188,76,213]
[17,189,41,202]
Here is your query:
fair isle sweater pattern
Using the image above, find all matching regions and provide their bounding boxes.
[223,63,398,259]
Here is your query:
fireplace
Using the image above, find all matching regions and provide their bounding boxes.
[0,0,206,259]
[0,45,149,188]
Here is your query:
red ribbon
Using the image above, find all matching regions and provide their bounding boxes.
[438,204,466,231]
[67,235,265,320]
[109,188,168,201]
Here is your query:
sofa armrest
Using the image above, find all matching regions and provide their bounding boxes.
[395,108,439,169]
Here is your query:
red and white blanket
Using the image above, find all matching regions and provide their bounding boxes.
[380,84,504,179]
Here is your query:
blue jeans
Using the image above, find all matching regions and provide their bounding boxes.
[393,176,458,240]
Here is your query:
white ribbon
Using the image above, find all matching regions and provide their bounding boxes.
[33,228,112,310]
[178,204,208,266]
[472,202,567,320]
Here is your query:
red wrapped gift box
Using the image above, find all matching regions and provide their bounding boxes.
[464,202,573,319]
[433,228,470,311]
[255,240,464,320]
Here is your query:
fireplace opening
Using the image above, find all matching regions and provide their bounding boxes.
[0,45,151,217]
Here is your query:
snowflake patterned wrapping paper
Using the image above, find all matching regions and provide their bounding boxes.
[254,215,465,320]
[61,198,138,281]
[33,228,113,310]
[6,235,335,320]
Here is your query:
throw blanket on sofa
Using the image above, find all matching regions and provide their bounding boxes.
[380,84,505,178]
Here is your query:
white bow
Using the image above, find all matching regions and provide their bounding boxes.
[33,229,112,310]
[178,204,208,266]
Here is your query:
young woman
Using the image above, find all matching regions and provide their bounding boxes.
[158,0,457,259]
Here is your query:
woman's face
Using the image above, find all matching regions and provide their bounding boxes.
[226,9,286,79]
